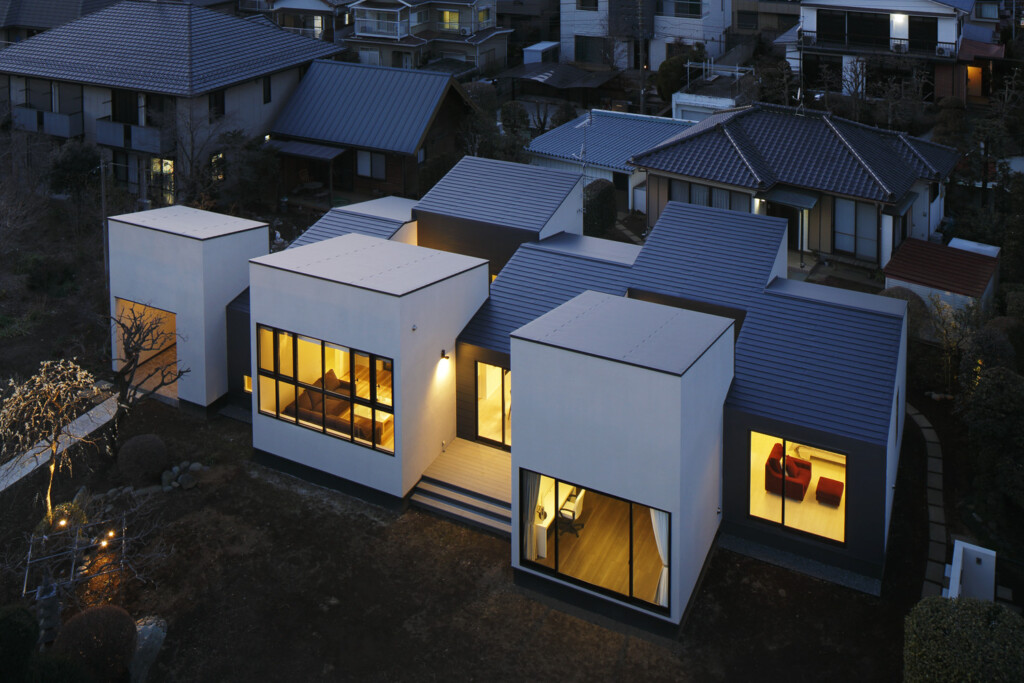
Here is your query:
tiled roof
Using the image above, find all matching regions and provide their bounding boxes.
[0,1,343,96]
[271,61,465,155]
[0,0,119,30]
[631,104,961,205]
[461,201,905,445]
[289,208,407,249]
[883,238,998,298]
[527,110,691,173]
[415,156,582,233]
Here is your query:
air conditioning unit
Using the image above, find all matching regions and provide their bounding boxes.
[892,42,908,54]
[459,27,470,36]
[935,45,952,57]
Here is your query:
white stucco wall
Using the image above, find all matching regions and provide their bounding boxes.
[249,256,488,497]
[540,177,585,238]
[880,214,894,268]
[510,320,734,623]
[108,219,267,406]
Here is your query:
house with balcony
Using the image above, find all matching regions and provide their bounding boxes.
[237,0,352,43]
[788,0,1005,100]
[345,0,511,75]
[560,0,731,71]
[0,0,122,47]
[0,1,341,205]
[630,103,961,270]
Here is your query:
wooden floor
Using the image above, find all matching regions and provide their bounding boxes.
[421,438,511,505]
[539,491,662,604]
[749,451,846,543]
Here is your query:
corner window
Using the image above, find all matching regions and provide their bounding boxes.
[357,150,386,180]
[256,324,394,454]
[208,89,225,123]
[263,76,272,104]
[521,470,670,610]
[748,431,846,543]
[477,7,491,24]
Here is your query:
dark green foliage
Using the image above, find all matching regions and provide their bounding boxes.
[584,179,616,238]
[0,604,39,681]
[655,44,707,103]
[53,605,137,683]
[904,597,1024,682]
[46,141,101,199]
[958,327,1017,398]
[1008,291,1024,320]
[417,152,460,198]
[212,130,280,213]
[880,286,930,339]
[957,366,1024,504]
[34,500,88,536]
[550,101,578,129]
[931,97,967,149]
[24,257,76,298]
[117,433,170,486]
[500,101,529,137]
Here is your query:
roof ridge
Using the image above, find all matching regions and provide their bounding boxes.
[897,133,938,177]
[822,115,894,199]
[720,121,765,187]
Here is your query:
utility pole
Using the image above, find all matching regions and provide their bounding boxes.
[100,158,109,295]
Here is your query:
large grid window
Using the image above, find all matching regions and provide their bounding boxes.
[257,324,394,454]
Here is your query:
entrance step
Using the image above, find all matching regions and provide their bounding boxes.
[410,477,512,537]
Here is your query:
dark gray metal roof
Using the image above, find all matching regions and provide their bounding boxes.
[527,110,691,173]
[271,60,466,155]
[415,156,582,233]
[632,104,961,205]
[289,208,406,249]
[265,139,345,162]
[0,0,119,30]
[460,201,905,445]
[0,1,343,96]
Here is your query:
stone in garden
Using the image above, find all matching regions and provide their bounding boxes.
[171,480,179,488]
[130,616,166,683]
[178,473,197,490]
[73,486,88,505]
[171,466,180,476]
[160,471,174,488]
[161,486,172,493]
[179,461,189,470]
[107,487,120,498]
[188,462,202,472]
[135,485,161,497]
[117,434,170,486]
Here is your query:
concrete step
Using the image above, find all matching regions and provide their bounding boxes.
[410,490,512,537]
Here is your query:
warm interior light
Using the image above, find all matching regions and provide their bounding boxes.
[243,374,252,393]
[58,519,67,527]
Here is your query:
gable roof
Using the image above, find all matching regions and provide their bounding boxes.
[0,0,119,30]
[0,1,343,96]
[460,201,905,445]
[289,207,408,249]
[271,61,469,155]
[527,110,692,173]
[883,238,999,298]
[631,104,961,206]
[415,156,582,233]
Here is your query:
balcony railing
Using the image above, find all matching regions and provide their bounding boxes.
[238,0,273,11]
[800,30,956,58]
[12,105,83,137]
[355,18,408,38]
[96,117,172,155]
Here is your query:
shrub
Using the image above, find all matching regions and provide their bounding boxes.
[499,101,529,137]
[583,179,616,238]
[957,326,1017,399]
[905,597,1024,682]
[117,434,170,486]
[0,604,39,681]
[550,101,578,129]
[1008,291,1024,320]
[53,605,137,683]
[958,366,1024,451]
[34,500,88,536]
[983,317,1024,373]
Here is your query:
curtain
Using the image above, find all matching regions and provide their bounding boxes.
[522,471,541,562]
[650,508,670,608]
[711,187,730,210]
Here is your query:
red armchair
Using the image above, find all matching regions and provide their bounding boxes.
[764,443,812,501]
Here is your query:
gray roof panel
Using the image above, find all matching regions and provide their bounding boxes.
[289,208,406,249]
[0,2,342,96]
[271,61,462,155]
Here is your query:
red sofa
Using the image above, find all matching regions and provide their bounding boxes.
[764,443,812,501]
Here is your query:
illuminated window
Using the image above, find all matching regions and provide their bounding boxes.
[477,7,491,24]
[440,10,459,31]
[243,375,252,393]
[749,431,846,543]
[256,324,394,454]
[476,362,510,447]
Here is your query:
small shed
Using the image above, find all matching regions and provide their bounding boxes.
[883,238,1000,312]
[523,41,559,64]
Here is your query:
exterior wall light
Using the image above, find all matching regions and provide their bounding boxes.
[441,349,450,359]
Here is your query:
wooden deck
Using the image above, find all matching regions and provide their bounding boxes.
[420,438,511,505]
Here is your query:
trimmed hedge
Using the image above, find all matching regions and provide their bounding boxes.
[0,604,39,681]
[53,605,137,683]
[117,433,170,486]
[905,597,1024,682]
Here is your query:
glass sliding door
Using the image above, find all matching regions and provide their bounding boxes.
[520,469,670,611]
[476,362,511,447]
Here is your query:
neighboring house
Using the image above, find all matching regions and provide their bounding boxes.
[109,157,907,625]
[732,0,798,38]
[560,0,732,70]
[630,103,961,269]
[670,63,754,122]
[268,61,478,198]
[237,0,351,42]
[344,0,512,75]
[526,109,692,211]
[0,1,341,205]
[785,0,1005,100]
[498,0,560,48]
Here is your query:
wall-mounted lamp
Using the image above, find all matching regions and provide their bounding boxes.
[441,349,449,360]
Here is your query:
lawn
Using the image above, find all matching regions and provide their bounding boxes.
[0,399,927,681]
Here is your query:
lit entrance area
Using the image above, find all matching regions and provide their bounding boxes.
[476,362,510,447]
[748,431,846,543]
[521,470,669,609]
[113,298,178,400]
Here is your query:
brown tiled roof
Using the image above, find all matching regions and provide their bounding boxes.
[884,239,998,298]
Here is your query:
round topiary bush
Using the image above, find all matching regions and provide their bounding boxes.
[0,604,39,681]
[117,434,169,486]
[905,597,1024,682]
[53,605,137,683]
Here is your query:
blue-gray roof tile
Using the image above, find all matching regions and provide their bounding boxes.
[289,208,406,249]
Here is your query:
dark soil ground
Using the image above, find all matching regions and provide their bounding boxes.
[0,399,929,681]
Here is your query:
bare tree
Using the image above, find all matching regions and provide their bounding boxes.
[929,294,985,392]
[0,360,98,522]
[842,59,868,122]
[109,304,190,427]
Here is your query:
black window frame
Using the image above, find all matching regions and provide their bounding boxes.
[576,0,598,10]
[208,89,225,123]
[356,150,386,180]
[262,76,272,105]
[256,324,395,455]
[519,468,671,615]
